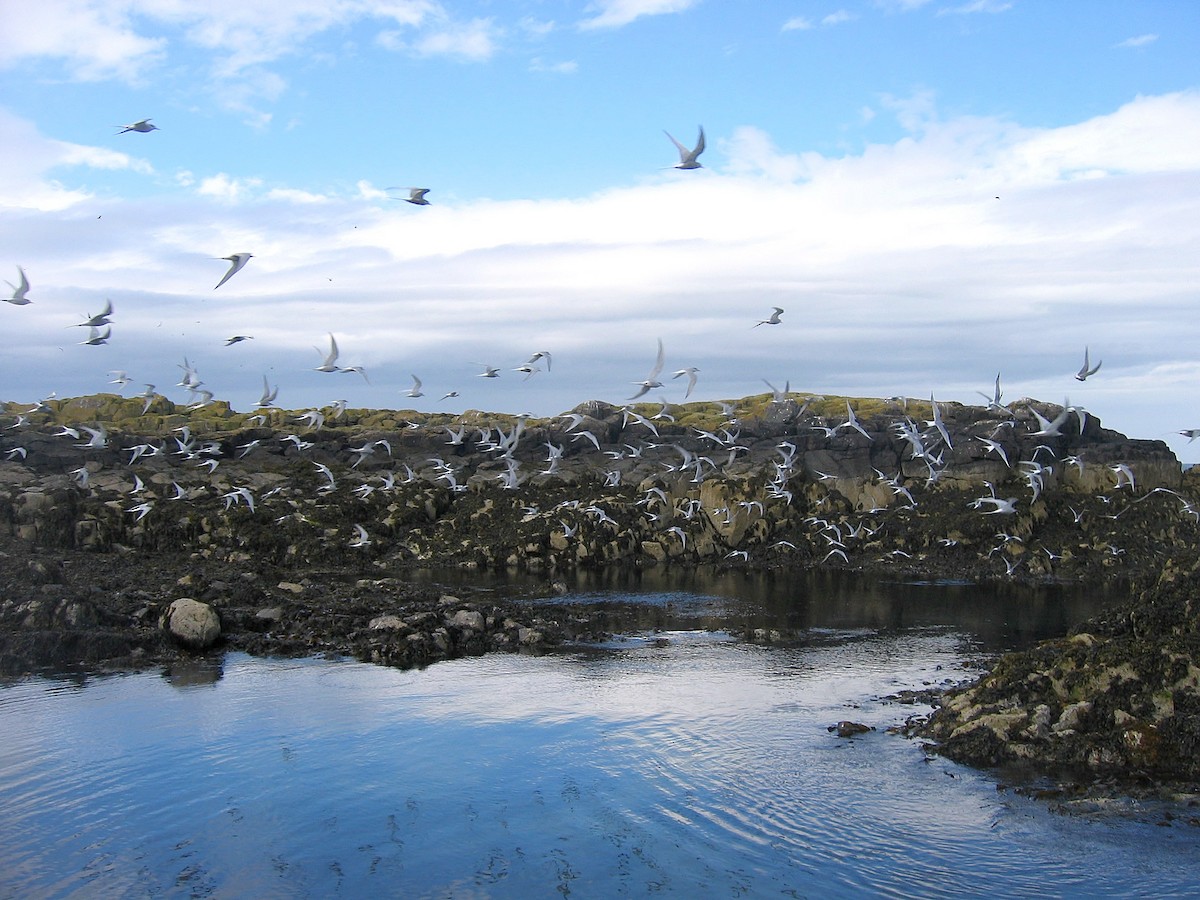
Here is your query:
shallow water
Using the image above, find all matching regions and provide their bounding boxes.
[2,584,1197,898]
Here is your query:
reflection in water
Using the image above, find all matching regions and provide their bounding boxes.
[541,567,1128,653]
[1,579,1180,900]
[163,656,225,689]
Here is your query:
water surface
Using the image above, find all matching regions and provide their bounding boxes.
[2,582,1195,898]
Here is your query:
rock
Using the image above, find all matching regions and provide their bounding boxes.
[829,721,874,737]
[163,598,221,650]
[449,609,485,631]
[369,614,406,630]
[1052,700,1093,734]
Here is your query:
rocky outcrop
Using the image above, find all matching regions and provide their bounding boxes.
[0,392,1189,587]
[918,572,1200,788]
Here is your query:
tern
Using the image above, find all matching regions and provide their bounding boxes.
[314,334,340,372]
[754,307,784,328]
[4,266,31,305]
[75,299,113,327]
[404,375,424,398]
[117,119,158,134]
[79,325,111,345]
[665,126,705,169]
[525,350,552,371]
[225,335,253,345]
[672,367,700,398]
[1075,346,1102,381]
[214,252,253,290]
[628,338,665,400]
[388,187,430,205]
[977,372,1006,413]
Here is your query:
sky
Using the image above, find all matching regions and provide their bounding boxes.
[2,0,1200,458]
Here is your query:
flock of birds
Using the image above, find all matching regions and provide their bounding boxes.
[4,118,1199,572]
[3,121,724,412]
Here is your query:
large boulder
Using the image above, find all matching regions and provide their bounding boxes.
[163,598,221,649]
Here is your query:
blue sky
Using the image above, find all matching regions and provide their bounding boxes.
[3,0,1200,458]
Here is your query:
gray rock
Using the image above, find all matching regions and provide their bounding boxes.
[449,609,485,631]
[164,598,221,649]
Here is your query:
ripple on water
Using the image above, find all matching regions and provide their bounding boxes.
[2,619,1199,898]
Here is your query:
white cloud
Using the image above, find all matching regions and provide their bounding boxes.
[579,0,700,31]
[937,0,1013,14]
[530,57,579,74]
[196,173,263,203]
[0,0,166,82]
[2,94,1200,459]
[781,16,813,32]
[1116,33,1158,49]
[0,108,153,211]
[412,17,500,61]
[821,10,858,26]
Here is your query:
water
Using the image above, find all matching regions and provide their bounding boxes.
[2,583,1197,898]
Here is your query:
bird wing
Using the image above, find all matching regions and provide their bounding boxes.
[647,338,665,381]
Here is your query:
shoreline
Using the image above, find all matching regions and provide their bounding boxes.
[3,390,1200,798]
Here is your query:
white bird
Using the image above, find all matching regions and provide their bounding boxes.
[314,334,340,372]
[838,402,871,440]
[474,363,501,378]
[389,187,430,205]
[117,118,158,134]
[754,307,784,328]
[214,252,253,290]
[4,266,31,305]
[672,367,700,398]
[975,496,1018,515]
[78,425,108,449]
[1075,346,1102,381]
[665,126,705,169]
[977,372,1005,413]
[763,379,791,404]
[1028,401,1073,437]
[525,350,552,371]
[79,326,111,345]
[349,524,372,548]
[628,338,665,400]
[404,375,424,398]
[75,299,113,327]
[108,370,131,386]
[255,376,279,408]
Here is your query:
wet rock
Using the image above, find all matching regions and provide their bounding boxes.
[829,721,874,737]
[163,598,221,650]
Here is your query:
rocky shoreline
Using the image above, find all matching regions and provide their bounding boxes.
[3,390,1200,797]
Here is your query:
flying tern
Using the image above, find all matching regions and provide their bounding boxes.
[754,307,784,328]
[665,126,705,169]
[117,118,158,134]
[388,187,430,205]
[1075,346,1102,381]
[79,325,111,345]
[672,367,700,398]
[214,252,253,290]
[314,334,340,372]
[4,266,31,305]
[74,299,113,328]
[628,338,665,400]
